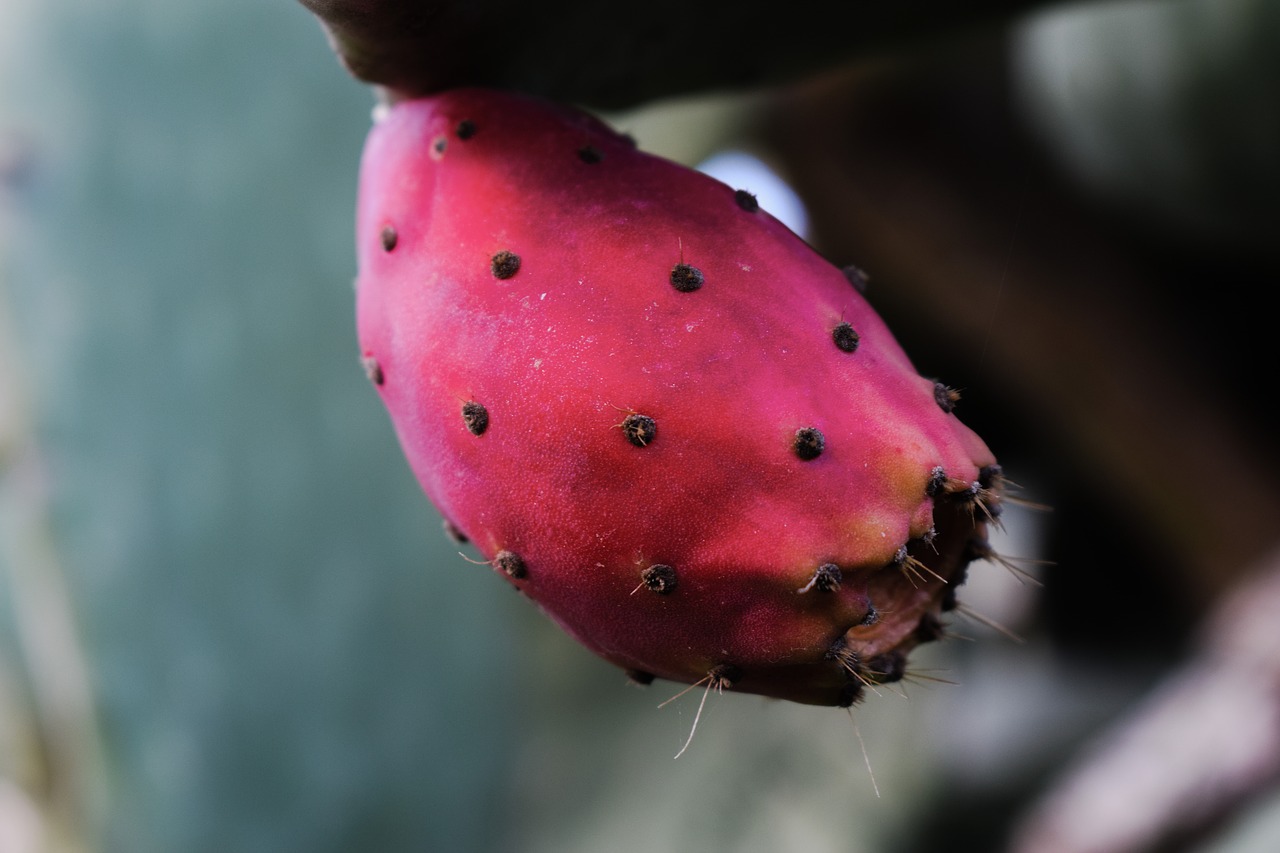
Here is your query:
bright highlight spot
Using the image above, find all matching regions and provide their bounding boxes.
[696,150,810,240]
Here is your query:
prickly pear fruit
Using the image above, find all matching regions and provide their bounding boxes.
[355,88,1002,707]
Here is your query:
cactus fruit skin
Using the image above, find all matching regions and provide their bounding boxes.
[355,88,1001,707]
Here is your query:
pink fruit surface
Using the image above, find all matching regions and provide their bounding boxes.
[355,88,1001,706]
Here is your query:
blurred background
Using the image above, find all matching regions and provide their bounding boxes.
[1,1,1278,851]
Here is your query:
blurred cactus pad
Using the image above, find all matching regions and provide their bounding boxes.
[299,0,1054,108]
[0,2,522,850]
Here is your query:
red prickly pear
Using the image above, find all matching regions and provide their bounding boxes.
[354,88,1003,707]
